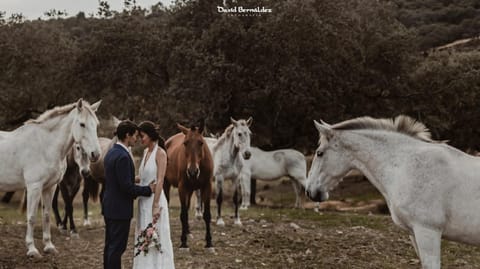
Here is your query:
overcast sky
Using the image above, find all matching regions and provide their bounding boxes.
[1,0,173,20]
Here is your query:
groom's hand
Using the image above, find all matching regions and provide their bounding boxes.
[149,182,156,193]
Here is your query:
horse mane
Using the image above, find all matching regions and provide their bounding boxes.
[25,101,99,125]
[332,115,441,143]
[213,124,234,152]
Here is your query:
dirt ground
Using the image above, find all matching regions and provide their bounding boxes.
[1,178,480,269]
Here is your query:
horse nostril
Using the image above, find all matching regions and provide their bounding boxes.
[91,152,99,161]
[81,170,90,178]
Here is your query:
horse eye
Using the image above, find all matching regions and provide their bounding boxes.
[238,133,242,137]
[80,123,85,128]
[317,151,324,157]
[76,146,80,150]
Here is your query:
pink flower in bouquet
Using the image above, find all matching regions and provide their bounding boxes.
[146,227,154,237]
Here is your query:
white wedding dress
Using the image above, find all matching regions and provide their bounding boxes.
[133,144,175,269]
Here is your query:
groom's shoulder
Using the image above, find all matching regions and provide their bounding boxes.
[105,144,126,160]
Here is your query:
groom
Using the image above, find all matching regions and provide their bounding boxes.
[102,120,155,269]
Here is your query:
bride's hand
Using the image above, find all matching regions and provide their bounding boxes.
[135,176,141,183]
[152,205,162,223]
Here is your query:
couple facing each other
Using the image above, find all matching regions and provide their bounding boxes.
[102,120,175,269]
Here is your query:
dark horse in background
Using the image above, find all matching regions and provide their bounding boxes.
[164,124,214,250]
[52,143,91,236]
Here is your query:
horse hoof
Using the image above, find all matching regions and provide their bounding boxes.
[216,218,225,226]
[70,232,80,239]
[205,247,216,253]
[43,245,58,255]
[83,219,91,226]
[179,247,190,252]
[27,248,42,258]
[234,219,243,226]
[195,213,202,220]
[240,205,249,210]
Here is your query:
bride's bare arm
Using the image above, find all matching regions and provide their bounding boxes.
[152,148,167,221]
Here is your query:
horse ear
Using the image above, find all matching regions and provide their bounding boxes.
[177,123,189,135]
[314,120,333,139]
[77,98,83,111]
[225,125,234,137]
[90,100,102,112]
[246,117,253,127]
[230,117,238,126]
[112,115,121,127]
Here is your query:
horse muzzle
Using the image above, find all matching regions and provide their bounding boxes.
[81,169,91,179]
[243,150,251,160]
[90,151,100,162]
[306,189,328,203]
[187,168,200,179]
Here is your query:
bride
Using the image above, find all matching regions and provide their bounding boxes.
[133,121,175,269]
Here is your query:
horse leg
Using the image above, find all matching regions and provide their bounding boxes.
[250,178,257,205]
[58,183,69,234]
[233,179,242,226]
[99,183,105,205]
[202,185,213,249]
[179,188,190,250]
[239,173,250,210]
[25,185,42,258]
[163,180,171,204]
[82,182,91,226]
[41,184,58,254]
[215,175,225,226]
[409,234,420,257]
[291,178,302,208]
[194,189,203,219]
[1,191,15,204]
[412,225,441,269]
[52,185,63,228]
[69,178,81,237]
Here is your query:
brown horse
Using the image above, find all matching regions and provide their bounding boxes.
[164,123,214,250]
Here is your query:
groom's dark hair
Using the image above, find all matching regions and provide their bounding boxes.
[115,120,138,140]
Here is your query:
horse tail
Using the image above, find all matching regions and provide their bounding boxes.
[84,176,100,202]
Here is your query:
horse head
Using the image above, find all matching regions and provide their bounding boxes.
[177,123,207,180]
[229,117,253,160]
[72,142,91,179]
[306,120,353,203]
[71,99,102,162]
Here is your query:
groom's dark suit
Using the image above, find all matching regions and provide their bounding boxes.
[102,143,152,269]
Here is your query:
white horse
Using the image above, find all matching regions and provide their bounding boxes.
[239,147,307,209]
[195,117,252,226]
[306,115,480,269]
[0,99,101,257]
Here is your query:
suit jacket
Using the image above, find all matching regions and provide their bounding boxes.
[102,143,152,220]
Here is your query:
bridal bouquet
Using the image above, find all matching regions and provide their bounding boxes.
[134,222,162,257]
